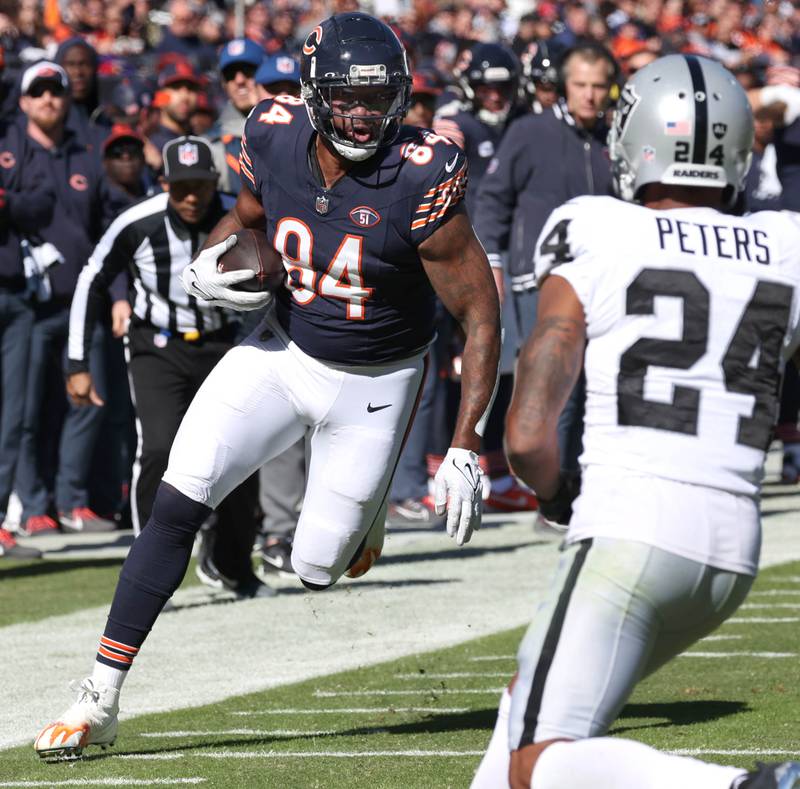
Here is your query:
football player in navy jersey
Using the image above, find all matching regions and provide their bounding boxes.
[34,12,501,760]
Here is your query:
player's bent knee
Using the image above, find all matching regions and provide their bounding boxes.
[509,739,572,789]
[291,551,343,589]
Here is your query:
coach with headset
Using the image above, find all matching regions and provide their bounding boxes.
[474,42,618,483]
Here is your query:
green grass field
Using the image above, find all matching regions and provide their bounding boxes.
[1,558,798,788]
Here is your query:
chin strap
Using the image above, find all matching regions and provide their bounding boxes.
[331,140,377,162]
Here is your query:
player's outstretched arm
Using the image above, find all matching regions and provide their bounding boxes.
[506,274,585,500]
[420,208,501,545]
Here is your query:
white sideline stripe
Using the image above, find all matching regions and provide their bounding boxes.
[229,708,470,715]
[680,651,796,658]
[114,754,185,760]
[468,655,514,661]
[141,730,336,738]
[750,590,800,596]
[314,689,505,697]
[669,749,799,757]
[727,617,800,623]
[741,603,800,609]
[699,635,743,642]
[197,749,485,759]
[393,672,508,679]
[0,780,204,787]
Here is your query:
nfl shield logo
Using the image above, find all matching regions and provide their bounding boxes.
[315,194,330,215]
[276,57,294,74]
[178,143,199,166]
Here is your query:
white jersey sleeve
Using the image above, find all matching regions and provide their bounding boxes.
[534,197,590,287]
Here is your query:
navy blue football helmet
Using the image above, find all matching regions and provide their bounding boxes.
[300,12,412,161]
[519,39,559,108]
[455,42,519,126]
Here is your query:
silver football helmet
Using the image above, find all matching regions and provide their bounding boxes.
[609,54,753,204]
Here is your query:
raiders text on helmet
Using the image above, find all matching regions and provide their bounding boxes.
[608,54,753,204]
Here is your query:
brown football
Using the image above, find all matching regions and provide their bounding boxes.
[217,228,284,293]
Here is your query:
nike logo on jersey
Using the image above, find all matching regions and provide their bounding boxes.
[367,403,392,413]
[445,153,459,173]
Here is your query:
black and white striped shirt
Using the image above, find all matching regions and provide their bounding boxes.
[68,191,235,372]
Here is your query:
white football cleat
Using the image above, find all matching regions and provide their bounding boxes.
[345,501,387,579]
[34,678,119,761]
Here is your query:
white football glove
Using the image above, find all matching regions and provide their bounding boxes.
[181,235,273,311]
[434,447,483,546]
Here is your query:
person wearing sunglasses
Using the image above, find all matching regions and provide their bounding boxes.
[13,61,119,539]
[207,38,264,195]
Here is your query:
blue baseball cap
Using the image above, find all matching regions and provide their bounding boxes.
[219,38,265,72]
[255,53,300,87]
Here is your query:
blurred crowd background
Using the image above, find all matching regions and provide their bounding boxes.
[2,0,800,131]
[1,0,800,578]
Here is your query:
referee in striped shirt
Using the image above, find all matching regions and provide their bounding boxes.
[67,135,273,598]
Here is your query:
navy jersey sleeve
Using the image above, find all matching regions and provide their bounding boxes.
[238,120,261,197]
[406,134,469,244]
[240,95,307,199]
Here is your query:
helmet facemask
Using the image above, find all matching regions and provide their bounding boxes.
[472,78,516,126]
[302,65,411,161]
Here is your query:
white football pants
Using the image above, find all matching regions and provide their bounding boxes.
[164,312,427,586]
[509,536,754,747]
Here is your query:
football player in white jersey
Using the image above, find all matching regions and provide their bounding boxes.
[471,54,800,789]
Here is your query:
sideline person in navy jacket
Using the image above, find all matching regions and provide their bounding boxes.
[0,116,53,559]
[12,61,118,538]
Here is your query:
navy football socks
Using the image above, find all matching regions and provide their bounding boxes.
[96,483,211,670]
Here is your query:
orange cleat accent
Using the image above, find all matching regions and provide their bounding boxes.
[345,546,382,579]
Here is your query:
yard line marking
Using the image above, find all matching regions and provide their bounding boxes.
[727,617,800,623]
[669,749,799,757]
[393,672,509,679]
[141,730,336,738]
[313,689,505,697]
[750,590,800,596]
[198,749,485,759]
[228,708,470,715]
[113,754,185,760]
[468,655,514,662]
[741,603,800,609]
[681,650,796,658]
[699,635,743,642]
[769,576,800,583]
[0,780,204,787]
